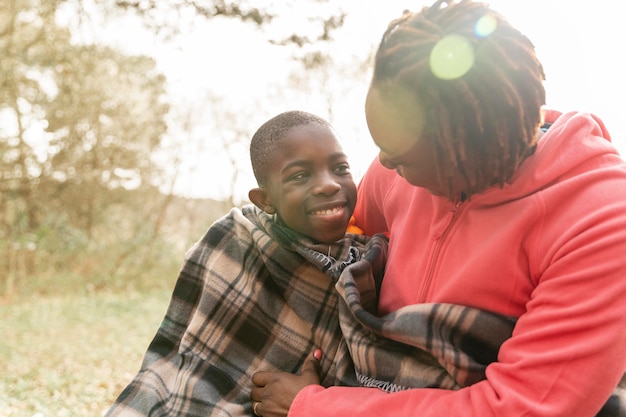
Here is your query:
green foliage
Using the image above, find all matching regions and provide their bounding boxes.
[0,181,231,298]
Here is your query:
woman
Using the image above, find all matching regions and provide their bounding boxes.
[250,1,626,416]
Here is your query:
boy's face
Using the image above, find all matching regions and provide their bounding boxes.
[251,123,357,243]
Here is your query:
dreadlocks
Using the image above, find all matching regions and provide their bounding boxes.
[371,0,546,198]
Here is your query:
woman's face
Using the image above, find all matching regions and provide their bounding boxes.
[365,85,456,197]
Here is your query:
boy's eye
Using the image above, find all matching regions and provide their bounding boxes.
[288,171,309,181]
[334,163,351,175]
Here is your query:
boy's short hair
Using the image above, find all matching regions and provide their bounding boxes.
[250,110,333,187]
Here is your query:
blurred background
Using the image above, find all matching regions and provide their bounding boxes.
[1,1,624,415]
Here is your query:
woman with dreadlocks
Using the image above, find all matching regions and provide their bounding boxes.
[250,1,626,416]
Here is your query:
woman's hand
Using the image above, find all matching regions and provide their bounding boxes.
[250,349,322,417]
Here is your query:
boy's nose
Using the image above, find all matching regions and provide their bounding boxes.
[313,173,341,195]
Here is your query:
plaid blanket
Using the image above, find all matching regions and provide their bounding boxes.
[335,245,626,416]
[105,205,387,417]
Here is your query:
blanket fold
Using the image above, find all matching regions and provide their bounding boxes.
[335,247,626,416]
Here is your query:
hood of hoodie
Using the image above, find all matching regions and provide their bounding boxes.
[471,109,618,206]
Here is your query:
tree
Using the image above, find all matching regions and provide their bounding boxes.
[111,0,346,45]
[0,0,69,232]
[0,0,169,233]
[42,45,168,233]
[0,0,171,294]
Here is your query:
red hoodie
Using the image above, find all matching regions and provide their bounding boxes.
[289,110,626,417]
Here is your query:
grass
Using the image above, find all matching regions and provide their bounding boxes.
[0,289,172,417]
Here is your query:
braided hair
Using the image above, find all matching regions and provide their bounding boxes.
[250,110,333,187]
[371,0,546,198]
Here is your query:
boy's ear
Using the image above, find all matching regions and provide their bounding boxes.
[248,188,276,214]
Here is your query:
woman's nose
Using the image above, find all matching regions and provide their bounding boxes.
[378,152,397,169]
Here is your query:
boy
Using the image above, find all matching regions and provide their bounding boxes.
[105,110,386,417]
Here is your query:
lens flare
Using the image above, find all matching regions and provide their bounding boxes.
[429,35,475,80]
[474,14,497,38]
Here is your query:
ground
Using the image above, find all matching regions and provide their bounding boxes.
[0,290,171,417]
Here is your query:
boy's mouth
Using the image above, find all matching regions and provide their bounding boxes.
[310,205,345,216]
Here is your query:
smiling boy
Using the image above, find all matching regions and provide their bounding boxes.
[248,111,356,244]
[105,110,387,417]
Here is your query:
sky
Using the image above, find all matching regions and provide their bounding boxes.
[97,0,626,201]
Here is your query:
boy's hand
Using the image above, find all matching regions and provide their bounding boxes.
[250,349,322,417]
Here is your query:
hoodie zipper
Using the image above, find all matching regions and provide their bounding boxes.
[418,198,465,302]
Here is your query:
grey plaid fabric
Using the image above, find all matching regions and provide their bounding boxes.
[105,205,387,417]
[335,246,626,416]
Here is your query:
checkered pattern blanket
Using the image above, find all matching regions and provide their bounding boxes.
[335,247,626,416]
[105,205,387,417]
